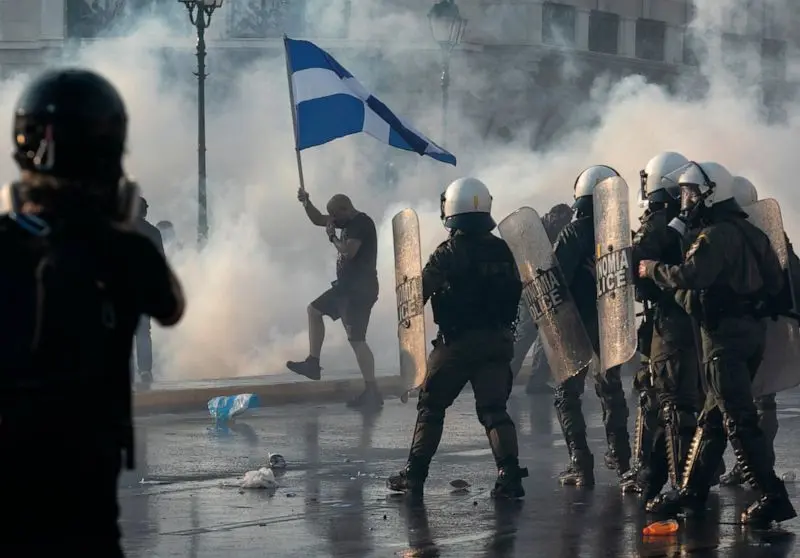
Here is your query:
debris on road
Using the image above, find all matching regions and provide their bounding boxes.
[241,467,278,489]
[643,519,679,536]
[208,393,260,421]
[268,453,287,469]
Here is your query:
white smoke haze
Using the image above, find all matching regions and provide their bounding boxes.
[0,0,797,380]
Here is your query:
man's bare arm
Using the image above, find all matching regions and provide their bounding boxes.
[303,199,329,227]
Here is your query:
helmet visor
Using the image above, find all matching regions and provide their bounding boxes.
[679,183,703,214]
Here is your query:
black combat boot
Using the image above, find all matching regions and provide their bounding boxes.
[646,421,726,517]
[560,445,595,487]
[743,483,797,526]
[605,429,632,477]
[387,462,428,496]
[491,461,529,499]
[726,420,797,526]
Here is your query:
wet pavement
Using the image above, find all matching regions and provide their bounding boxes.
[121,387,800,557]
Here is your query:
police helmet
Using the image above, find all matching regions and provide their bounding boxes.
[663,161,735,211]
[12,68,139,222]
[14,68,127,183]
[440,177,495,231]
[639,151,689,207]
[572,165,620,215]
[732,176,758,207]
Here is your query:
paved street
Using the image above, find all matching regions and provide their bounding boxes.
[121,387,800,557]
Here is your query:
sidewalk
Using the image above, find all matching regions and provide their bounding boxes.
[134,368,405,414]
[133,358,539,415]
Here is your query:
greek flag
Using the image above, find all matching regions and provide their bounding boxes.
[284,37,457,166]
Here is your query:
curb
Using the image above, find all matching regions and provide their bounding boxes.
[134,375,406,415]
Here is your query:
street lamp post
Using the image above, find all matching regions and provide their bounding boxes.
[427,0,467,143]
[179,0,224,245]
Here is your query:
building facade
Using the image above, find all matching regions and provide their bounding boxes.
[0,0,795,143]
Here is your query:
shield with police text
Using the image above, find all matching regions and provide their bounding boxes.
[593,177,637,371]
[498,207,595,384]
[744,199,800,397]
[392,208,427,401]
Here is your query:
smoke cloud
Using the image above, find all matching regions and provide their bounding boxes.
[1,0,797,380]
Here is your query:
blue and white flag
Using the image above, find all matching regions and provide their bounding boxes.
[283,37,456,166]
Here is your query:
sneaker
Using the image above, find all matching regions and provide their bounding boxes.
[347,387,384,410]
[138,370,153,384]
[387,466,424,495]
[286,357,321,380]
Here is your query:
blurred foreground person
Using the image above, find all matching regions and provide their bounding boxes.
[387,177,527,498]
[552,165,632,487]
[132,196,165,384]
[511,202,572,395]
[289,189,381,410]
[640,161,795,526]
[623,152,702,500]
[0,68,185,555]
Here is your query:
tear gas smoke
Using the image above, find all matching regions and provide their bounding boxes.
[0,0,797,380]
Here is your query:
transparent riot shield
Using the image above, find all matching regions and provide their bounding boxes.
[392,208,427,403]
[498,207,594,383]
[593,176,637,371]
[745,199,800,397]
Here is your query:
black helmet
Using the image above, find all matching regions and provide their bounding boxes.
[13,68,127,185]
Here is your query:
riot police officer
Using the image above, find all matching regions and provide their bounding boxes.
[387,177,528,498]
[639,161,795,526]
[0,68,185,554]
[622,152,702,501]
[719,176,795,487]
[552,165,632,487]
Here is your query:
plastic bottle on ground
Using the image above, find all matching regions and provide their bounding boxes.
[642,519,679,536]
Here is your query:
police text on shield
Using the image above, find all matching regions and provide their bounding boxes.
[596,247,632,298]
[523,267,565,320]
[397,276,424,324]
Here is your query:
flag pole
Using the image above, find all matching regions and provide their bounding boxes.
[283,34,307,195]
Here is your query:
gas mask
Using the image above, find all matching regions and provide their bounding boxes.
[663,162,715,237]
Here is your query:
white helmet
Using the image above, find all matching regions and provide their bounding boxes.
[440,176,495,231]
[663,161,735,210]
[639,151,689,208]
[572,165,620,214]
[732,176,758,207]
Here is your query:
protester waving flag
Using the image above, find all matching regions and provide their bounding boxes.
[283,36,456,166]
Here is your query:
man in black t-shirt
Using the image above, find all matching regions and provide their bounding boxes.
[288,189,382,410]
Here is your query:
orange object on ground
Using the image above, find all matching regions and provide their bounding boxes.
[642,519,679,536]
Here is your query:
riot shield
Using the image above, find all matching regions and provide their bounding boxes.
[744,199,800,397]
[498,207,595,384]
[593,177,637,370]
[392,208,427,403]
